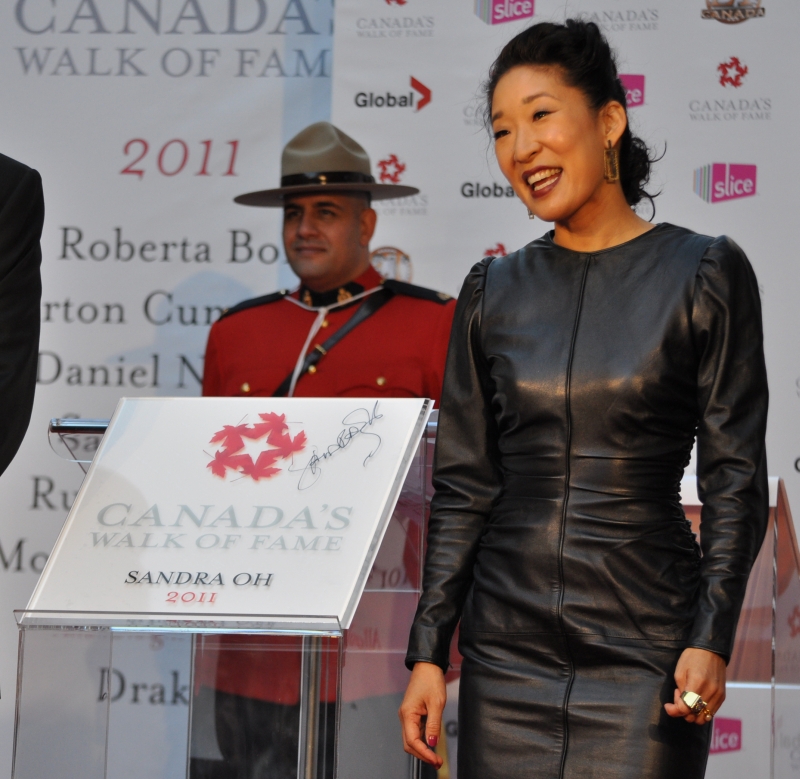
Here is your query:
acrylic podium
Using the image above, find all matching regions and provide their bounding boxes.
[12,397,435,779]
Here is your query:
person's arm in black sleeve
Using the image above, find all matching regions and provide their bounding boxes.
[0,155,44,476]
[688,235,769,661]
[406,258,503,671]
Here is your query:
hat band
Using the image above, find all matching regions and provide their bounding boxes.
[280,171,376,188]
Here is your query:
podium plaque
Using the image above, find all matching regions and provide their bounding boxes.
[23,397,431,630]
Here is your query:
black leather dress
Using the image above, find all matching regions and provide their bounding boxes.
[406,224,769,779]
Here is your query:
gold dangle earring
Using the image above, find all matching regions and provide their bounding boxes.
[604,140,620,183]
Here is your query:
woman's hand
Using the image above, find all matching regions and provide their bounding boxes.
[399,661,446,769]
[664,647,726,725]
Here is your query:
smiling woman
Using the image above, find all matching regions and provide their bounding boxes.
[399,18,769,779]
[484,20,658,249]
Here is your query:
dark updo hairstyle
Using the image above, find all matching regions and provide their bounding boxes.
[484,18,659,212]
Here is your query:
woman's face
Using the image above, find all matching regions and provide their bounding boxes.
[491,65,620,224]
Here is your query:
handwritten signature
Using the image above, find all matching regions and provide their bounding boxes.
[293,402,384,490]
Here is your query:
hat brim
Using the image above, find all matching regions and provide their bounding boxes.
[234,182,420,207]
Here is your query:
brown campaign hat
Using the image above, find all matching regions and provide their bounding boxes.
[234,122,419,207]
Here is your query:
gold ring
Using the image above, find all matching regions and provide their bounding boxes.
[703,708,714,722]
[680,691,707,715]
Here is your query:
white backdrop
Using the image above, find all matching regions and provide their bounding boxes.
[1,0,799,773]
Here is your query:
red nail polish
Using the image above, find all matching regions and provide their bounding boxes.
[427,735,438,748]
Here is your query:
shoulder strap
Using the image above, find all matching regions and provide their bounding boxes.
[382,279,453,304]
[272,287,395,397]
[219,289,289,321]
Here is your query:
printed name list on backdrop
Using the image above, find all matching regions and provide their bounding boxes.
[26,397,430,627]
[0,0,333,769]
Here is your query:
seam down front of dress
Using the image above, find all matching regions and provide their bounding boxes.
[406,224,769,779]
[557,254,589,777]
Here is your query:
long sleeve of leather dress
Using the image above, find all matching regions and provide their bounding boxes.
[688,237,769,659]
[406,258,499,671]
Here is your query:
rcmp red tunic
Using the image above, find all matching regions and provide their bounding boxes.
[203,266,454,404]
[198,265,455,704]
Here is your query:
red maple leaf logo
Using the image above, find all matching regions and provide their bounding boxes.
[268,429,308,459]
[206,414,306,482]
[209,423,256,453]
[484,243,508,258]
[207,449,252,478]
[240,450,282,482]
[377,154,406,184]
[789,605,800,638]
[718,57,748,88]
[250,412,289,439]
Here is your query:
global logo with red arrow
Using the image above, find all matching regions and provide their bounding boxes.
[354,77,431,112]
[206,413,307,482]
[411,77,431,111]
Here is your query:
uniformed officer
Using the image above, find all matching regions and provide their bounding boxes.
[202,121,455,404]
[192,123,454,779]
